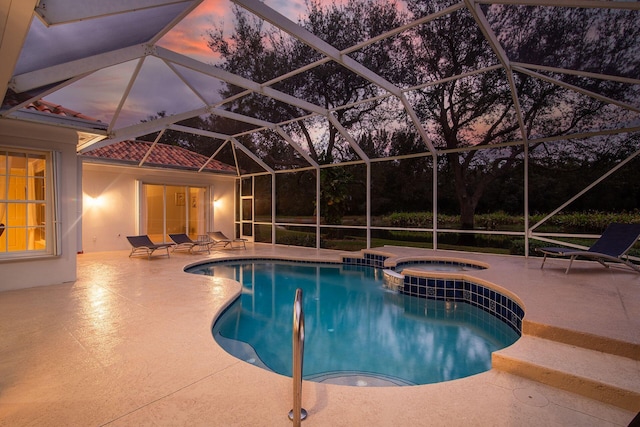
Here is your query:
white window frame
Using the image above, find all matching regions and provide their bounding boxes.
[0,147,59,259]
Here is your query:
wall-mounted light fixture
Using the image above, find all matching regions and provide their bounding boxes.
[85,194,104,208]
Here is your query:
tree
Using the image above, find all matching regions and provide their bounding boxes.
[207,0,407,165]
[403,1,638,231]
[206,0,639,236]
[208,0,407,224]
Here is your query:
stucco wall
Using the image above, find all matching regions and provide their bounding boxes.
[0,118,237,291]
[81,162,236,253]
[0,119,79,291]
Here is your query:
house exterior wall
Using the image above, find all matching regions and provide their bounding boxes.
[81,162,236,253]
[0,117,237,291]
[0,119,79,291]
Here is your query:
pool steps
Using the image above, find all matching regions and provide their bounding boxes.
[493,335,640,411]
[346,249,640,411]
[307,371,415,387]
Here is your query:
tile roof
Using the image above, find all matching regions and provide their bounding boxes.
[25,99,99,121]
[2,89,100,121]
[82,140,236,174]
[2,91,234,174]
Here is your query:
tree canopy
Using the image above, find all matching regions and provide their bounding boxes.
[200,0,639,229]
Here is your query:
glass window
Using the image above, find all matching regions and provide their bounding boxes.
[0,149,54,257]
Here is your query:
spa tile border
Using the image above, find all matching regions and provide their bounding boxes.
[400,275,523,335]
[343,252,523,335]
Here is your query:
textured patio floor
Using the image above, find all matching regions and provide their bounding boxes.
[0,244,638,426]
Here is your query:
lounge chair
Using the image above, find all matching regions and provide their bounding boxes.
[169,233,213,254]
[207,231,247,249]
[536,223,640,274]
[126,235,173,259]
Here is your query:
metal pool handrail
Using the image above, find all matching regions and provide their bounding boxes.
[288,288,307,425]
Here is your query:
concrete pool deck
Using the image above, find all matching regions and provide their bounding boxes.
[0,244,638,426]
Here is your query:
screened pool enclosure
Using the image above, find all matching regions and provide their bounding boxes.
[2,0,639,255]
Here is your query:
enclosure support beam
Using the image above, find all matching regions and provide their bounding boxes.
[433,156,438,250]
[316,168,321,250]
[367,163,371,249]
[272,172,277,245]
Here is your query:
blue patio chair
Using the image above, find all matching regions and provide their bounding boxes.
[536,223,640,274]
[126,235,173,259]
[169,233,213,254]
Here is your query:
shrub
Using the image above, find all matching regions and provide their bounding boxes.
[532,210,640,232]
[384,212,433,227]
[275,228,316,247]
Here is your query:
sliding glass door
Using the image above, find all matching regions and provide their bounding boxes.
[141,184,208,242]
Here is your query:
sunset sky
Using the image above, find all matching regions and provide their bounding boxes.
[40,0,313,127]
[158,0,309,63]
[27,0,639,138]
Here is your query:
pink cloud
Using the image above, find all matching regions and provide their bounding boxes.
[158,0,323,62]
[158,0,231,62]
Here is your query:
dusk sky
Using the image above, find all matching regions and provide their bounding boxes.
[27,0,639,139]
[158,0,310,63]
[40,0,314,128]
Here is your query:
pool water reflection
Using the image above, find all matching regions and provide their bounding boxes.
[189,261,519,386]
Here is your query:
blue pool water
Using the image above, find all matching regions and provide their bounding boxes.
[187,260,519,386]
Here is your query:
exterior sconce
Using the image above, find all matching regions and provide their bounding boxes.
[85,195,104,208]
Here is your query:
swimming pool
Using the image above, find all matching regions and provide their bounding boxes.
[188,260,520,386]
